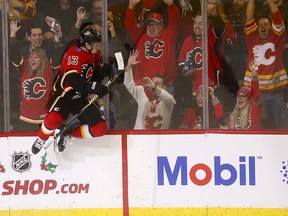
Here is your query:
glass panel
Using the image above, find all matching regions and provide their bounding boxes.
[172,1,203,130]
[7,0,82,132]
[109,0,185,130]
[221,0,288,130]
[2,0,287,132]
[0,1,3,132]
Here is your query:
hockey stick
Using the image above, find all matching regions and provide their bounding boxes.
[44,52,125,150]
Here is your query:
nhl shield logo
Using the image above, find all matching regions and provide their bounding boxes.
[12,152,31,173]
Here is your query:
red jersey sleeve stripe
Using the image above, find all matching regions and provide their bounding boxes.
[244,19,257,35]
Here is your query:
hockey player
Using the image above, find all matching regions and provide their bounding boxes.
[31,22,111,154]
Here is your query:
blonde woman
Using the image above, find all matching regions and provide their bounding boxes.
[207,0,228,22]
[228,61,261,129]
[13,47,54,129]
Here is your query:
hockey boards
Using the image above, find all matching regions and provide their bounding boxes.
[44,52,125,150]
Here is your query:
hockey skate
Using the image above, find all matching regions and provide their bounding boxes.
[32,137,46,154]
[57,130,71,152]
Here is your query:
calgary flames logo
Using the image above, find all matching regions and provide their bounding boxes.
[81,64,94,82]
[144,115,163,129]
[145,39,164,59]
[187,47,202,70]
[22,77,46,100]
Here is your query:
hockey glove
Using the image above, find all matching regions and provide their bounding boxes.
[92,62,112,82]
[90,81,109,98]
[98,62,112,77]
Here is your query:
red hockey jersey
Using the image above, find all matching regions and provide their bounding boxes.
[179,21,236,92]
[124,4,180,84]
[244,11,288,92]
[19,61,53,124]
[55,45,101,96]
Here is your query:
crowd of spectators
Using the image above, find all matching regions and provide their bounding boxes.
[1,0,288,131]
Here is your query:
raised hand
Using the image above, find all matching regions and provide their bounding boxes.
[107,20,116,38]
[77,7,86,22]
[265,0,279,13]
[10,19,21,37]
[208,86,216,99]
[249,58,259,76]
[45,16,62,35]
[128,49,140,66]
[141,76,157,90]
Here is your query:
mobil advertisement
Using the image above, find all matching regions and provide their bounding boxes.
[127,134,288,208]
[0,136,123,211]
[0,133,288,215]
[157,155,256,186]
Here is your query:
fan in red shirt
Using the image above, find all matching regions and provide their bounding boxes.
[124,0,180,94]
[179,85,224,129]
[12,47,54,131]
[243,0,287,129]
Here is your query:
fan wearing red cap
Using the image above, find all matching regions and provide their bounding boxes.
[145,12,165,38]
[124,0,180,95]
[228,60,262,129]
[146,12,164,24]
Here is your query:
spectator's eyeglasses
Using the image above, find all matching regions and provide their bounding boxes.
[237,94,248,99]
[147,22,161,27]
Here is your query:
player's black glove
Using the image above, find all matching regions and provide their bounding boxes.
[89,81,109,98]
[98,62,111,77]
[92,62,112,82]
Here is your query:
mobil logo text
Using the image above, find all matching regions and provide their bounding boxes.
[158,156,256,186]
